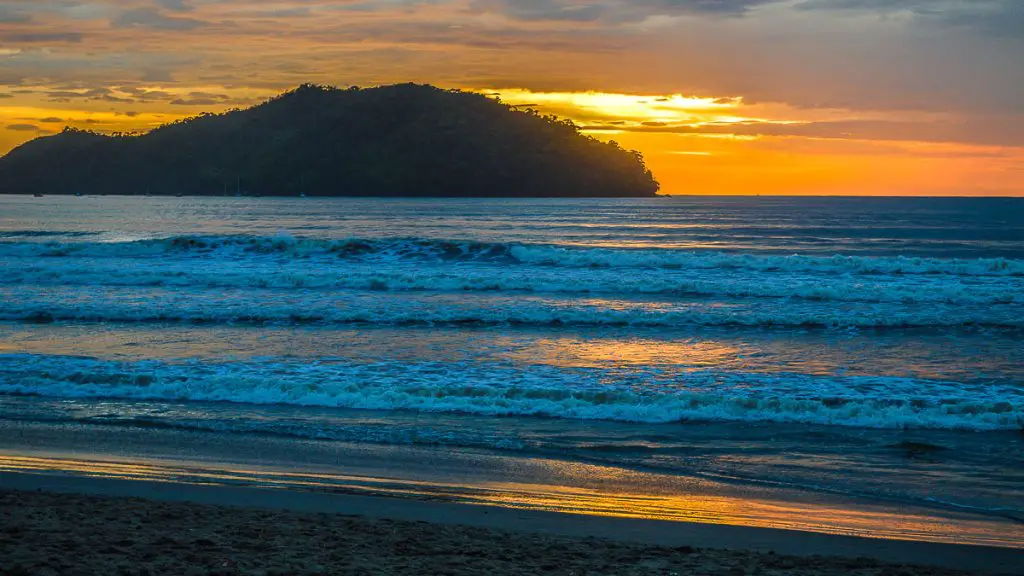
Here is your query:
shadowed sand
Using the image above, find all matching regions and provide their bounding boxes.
[2,474,1022,575]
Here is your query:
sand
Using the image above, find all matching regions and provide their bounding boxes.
[2,486,1018,576]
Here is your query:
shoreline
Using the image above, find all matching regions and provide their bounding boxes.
[2,473,1023,575]
[2,419,1022,551]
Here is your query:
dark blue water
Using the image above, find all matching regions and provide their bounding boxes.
[0,195,1021,542]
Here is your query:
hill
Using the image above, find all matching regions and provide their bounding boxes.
[0,84,659,197]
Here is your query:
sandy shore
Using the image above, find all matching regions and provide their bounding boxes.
[2,479,1020,576]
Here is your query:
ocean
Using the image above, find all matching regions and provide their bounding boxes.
[1,195,1022,546]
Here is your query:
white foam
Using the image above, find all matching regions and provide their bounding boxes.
[1,284,1019,328]
[1,354,1020,431]
[2,256,1020,306]
[1,234,1020,276]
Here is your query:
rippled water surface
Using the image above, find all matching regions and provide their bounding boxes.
[1,195,1022,542]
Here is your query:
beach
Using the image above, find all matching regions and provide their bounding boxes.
[2,0,1023,568]
[3,477,1021,576]
[1,196,1022,574]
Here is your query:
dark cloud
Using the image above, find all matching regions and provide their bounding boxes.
[582,116,1024,147]
[937,2,1024,38]
[797,0,927,8]
[170,97,221,106]
[246,7,313,18]
[44,91,85,101]
[0,0,1018,135]
[156,0,193,12]
[0,32,83,43]
[119,87,178,101]
[95,94,135,103]
[113,7,207,30]
[0,94,12,99]
[6,124,39,132]
[473,1,606,22]
[796,0,1024,38]
[0,5,31,23]
[470,0,777,23]
[38,117,64,123]
[647,0,779,15]
[186,91,231,100]
[43,88,134,103]
[165,91,235,106]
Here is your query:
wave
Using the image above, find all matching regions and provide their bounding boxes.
[2,260,1019,306]
[2,234,1021,276]
[1,354,1020,431]
[0,231,102,239]
[2,287,1020,328]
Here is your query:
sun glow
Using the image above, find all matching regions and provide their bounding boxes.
[3,83,1023,196]
[488,89,743,124]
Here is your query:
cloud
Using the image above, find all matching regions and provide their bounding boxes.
[0,32,83,43]
[0,5,31,24]
[170,97,220,106]
[186,91,231,100]
[469,0,778,23]
[0,0,1020,146]
[796,0,1024,38]
[6,124,39,131]
[156,0,193,12]
[634,0,779,16]
[581,115,1024,147]
[113,7,207,30]
[41,87,136,103]
[166,91,237,106]
[38,117,64,123]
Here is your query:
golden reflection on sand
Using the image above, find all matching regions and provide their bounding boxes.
[1,454,1019,548]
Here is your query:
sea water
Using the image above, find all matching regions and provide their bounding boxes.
[0,195,1021,541]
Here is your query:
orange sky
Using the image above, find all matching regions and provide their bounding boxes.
[1,0,1022,196]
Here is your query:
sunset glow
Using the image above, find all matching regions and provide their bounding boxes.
[1,0,1022,195]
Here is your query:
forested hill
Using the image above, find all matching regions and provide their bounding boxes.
[0,83,660,197]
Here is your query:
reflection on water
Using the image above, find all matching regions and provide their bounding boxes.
[1,196,1021,552]
[2,323,1020,383]
[2,453,1020,548]
[504,337,741,369]
[3,196,1021,258]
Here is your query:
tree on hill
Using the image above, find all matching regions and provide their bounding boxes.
[0,83,659,197]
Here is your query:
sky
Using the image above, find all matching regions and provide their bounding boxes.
[1,0,1022,196]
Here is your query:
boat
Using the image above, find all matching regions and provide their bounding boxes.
[33,193,44,198]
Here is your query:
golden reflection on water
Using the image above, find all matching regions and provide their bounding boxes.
[2,323,1013,383]
[2,454,1019,548]
[503,337,742,370]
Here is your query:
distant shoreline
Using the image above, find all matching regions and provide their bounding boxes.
[0,84,659,198]
[5,193,1024,200]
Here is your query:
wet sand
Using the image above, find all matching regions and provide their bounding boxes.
[2,474,1022,575]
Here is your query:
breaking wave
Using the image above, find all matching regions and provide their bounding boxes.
[2,286,1020,328]
[1,354,1020,432]
[2,234,1022,276]
[1,260,1019,306]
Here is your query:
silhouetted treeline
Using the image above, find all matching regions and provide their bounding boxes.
[0,84,659,197]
